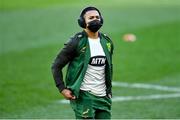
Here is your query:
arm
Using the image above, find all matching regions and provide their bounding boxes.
[51,37,78,99]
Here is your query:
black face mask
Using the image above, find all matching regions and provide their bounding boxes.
[87,20,102,33]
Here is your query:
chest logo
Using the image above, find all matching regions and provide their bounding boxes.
[107,43,111,52]
[80,46,86,52]
[89,56,106,66]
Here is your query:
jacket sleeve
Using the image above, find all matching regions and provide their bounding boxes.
[51,37,78,92]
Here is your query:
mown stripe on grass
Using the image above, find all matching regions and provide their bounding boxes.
[58,81,180,104]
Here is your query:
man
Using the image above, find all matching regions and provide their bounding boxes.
[51,6,114,119]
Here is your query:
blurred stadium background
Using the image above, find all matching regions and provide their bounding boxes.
[0,0,180,118]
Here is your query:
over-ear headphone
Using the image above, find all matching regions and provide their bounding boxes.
[78,6,104,28]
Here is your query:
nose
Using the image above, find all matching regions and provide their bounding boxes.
[93,18,98,21]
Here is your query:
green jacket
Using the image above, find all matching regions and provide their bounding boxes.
[51,31,114,98]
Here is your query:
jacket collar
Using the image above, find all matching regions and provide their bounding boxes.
[81,30,102,39]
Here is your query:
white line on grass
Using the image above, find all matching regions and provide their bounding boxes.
[58,82,180,104]
[112,93,180,102]
[112,82,180,92]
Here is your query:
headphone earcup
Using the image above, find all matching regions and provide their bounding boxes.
[100,16,104,25]
[78,17,86,28]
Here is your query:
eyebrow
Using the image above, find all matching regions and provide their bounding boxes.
[88,15,100,18]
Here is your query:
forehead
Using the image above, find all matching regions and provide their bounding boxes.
[84,10,100,17]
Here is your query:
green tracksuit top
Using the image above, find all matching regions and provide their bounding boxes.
[51,31,114,98]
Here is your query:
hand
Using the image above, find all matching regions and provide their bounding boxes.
[61,89,76,100]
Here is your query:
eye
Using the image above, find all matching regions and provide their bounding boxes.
[96,16,100,19]
[88,16,100,20]
[89,16,94,20]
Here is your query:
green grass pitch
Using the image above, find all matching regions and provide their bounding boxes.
[0,0,180,118]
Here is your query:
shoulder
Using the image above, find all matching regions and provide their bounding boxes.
[100,32,114,54]
[100,32,113,44]
[71,31,85,41]
[64,31,84,46]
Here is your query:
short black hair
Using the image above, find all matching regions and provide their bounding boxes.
[80,6,102,18]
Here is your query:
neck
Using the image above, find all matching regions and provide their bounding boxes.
[85,29,99,39]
